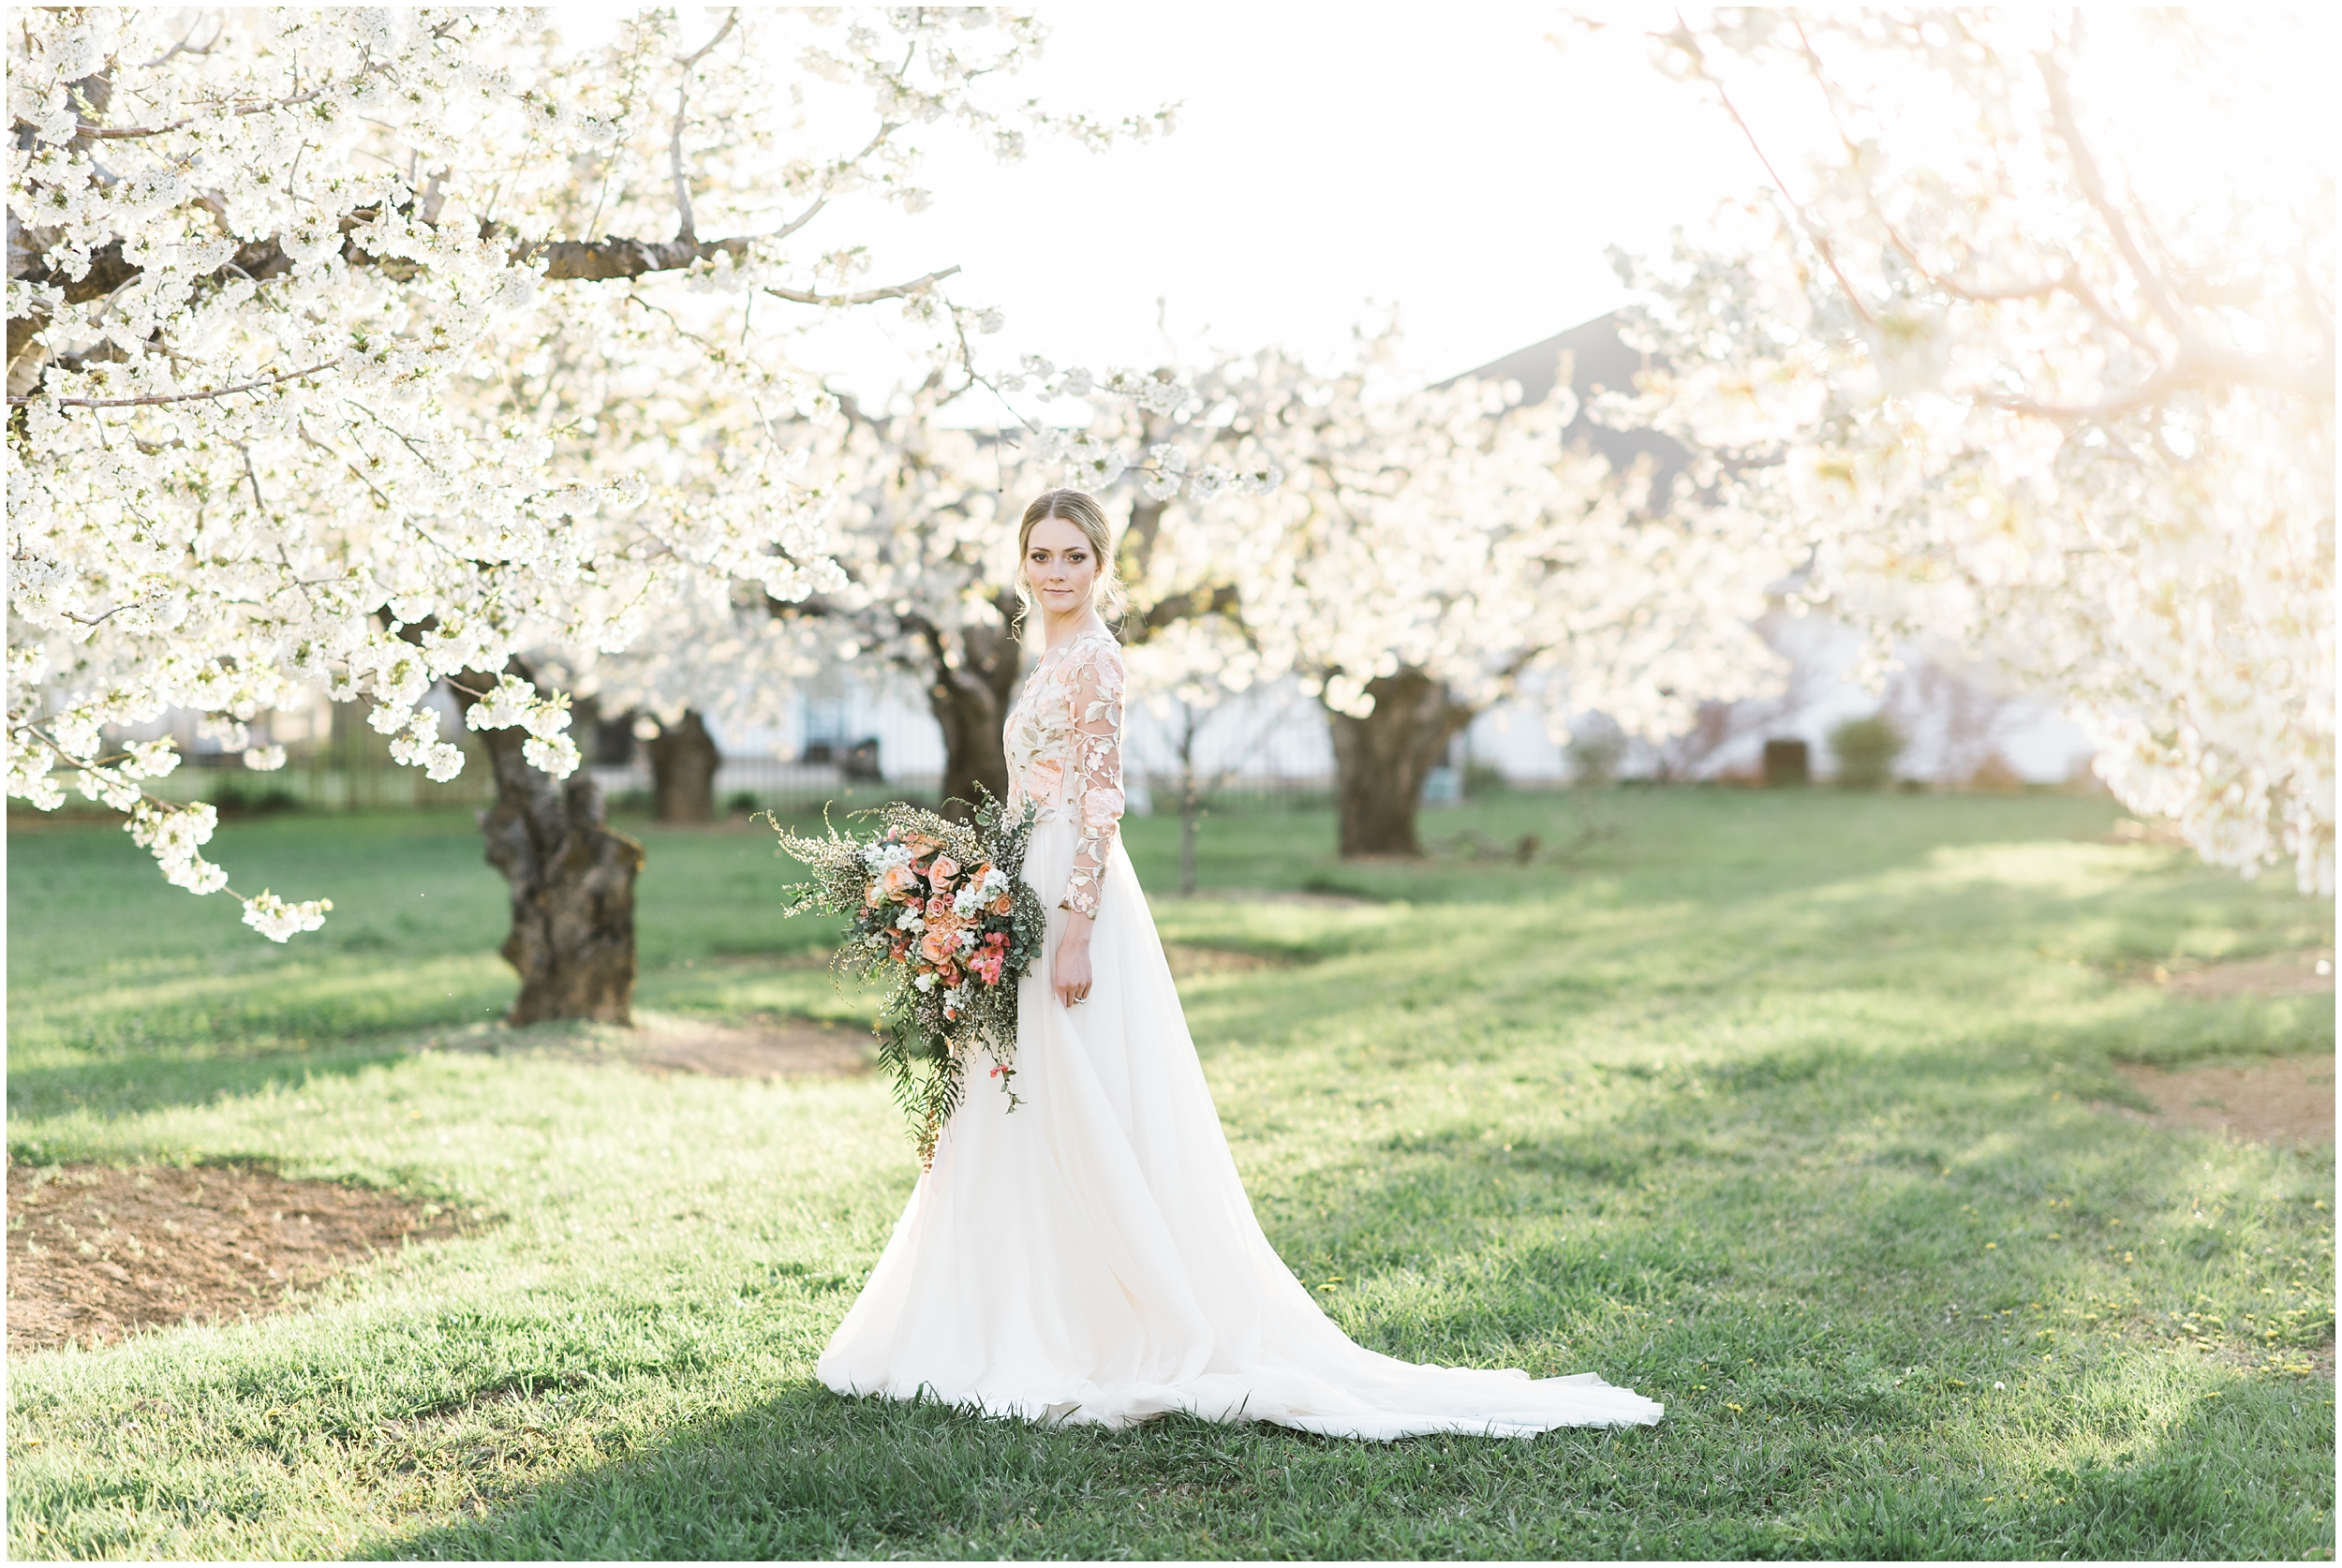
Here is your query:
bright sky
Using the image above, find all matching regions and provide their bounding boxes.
[552,7,2332,403]
[788,6,1777,395]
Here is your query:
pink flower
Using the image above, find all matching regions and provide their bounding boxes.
[1080,787,1124,831]
[1026,758,1065,802]
[928,855,959,889]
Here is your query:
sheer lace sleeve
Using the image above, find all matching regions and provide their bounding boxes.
[1060,637,1126,917]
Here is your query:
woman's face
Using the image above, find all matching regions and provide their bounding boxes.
[1024,515,1099,618]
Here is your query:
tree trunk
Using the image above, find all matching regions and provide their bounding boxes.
[1178,779,1202,897]
[922,603,1024,820]
[646,708,719,824]
[1173,709,1204,896]
[1327,670,1475,859]
[454,664,645,1026]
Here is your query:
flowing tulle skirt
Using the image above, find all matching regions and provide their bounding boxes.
[815,820,1663,1439]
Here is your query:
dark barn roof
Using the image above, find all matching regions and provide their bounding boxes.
[1446,312,1689,507]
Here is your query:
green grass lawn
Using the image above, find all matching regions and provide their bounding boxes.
[7,788,2334,1560]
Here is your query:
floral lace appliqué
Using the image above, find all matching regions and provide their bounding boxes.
[1003,628,1125,916]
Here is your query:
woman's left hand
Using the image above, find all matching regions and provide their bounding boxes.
[1054,912,1096,1009]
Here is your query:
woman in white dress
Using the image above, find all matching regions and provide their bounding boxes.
[817,488,1663,1440]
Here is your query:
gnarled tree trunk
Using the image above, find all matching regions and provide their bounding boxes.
[1327,669,1475,858]
[455,663,645,1026]
[922,602,1023,819]
[646,708,719,824]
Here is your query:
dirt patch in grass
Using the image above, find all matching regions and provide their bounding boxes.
[7,1162,463,1354]
[2126,948,2335,999]
[421,1011,876,1080]
[2094,817,2193,848]
[2104,1053,2335,1147]
[627,1013,875,1080]
[1162,942,1291,979]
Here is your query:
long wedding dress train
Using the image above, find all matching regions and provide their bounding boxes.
[816,629,1662,1439]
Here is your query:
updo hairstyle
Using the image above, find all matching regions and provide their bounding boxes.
[1015,487,1127,625]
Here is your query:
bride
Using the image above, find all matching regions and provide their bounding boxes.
[817,488,1664,1439]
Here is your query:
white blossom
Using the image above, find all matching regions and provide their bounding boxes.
[240,890,334,942]
[8,7,1119,932]
[1599,9,2333,891]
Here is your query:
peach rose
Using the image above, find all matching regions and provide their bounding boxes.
[879,863,920,901]
[1080,786,1125,831]
[920,928,958,966]
[928,855,959,889]
[989,893,1014,916]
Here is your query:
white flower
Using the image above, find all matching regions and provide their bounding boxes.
[523,732,580,778]
[241,890,334,941]
[6,5,1152,935]
[122,739,180,779]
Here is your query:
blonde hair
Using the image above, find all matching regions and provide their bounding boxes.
[1015,487,1127,626]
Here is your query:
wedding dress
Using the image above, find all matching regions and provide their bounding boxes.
[817,624,1663,1439]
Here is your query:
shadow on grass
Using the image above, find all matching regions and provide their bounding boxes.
[363,1359,2325,1561]
[366,1383,1706,1561]
[355,1029,2332,1562]
[5,1039,437,1128]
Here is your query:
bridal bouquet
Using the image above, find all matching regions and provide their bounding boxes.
[770,792,1045,1164]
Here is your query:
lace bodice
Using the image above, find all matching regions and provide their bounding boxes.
[1004,625,1125,917]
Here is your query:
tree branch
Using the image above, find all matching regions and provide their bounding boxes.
[2038,47,2194,345]
[1663,13,1875,327]
[762,266,959,308]
[9,361,331,408]
[15,225,952,307]
[668,8,740,246]
[1984,340,2335,423]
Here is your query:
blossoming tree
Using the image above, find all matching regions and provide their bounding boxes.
[754,349,1283,819]
[1594,9,2334,891]
[7,7,1164,1017]
[1031,323,1796,857]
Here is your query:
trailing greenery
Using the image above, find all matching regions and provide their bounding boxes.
[6,791,2333,1560]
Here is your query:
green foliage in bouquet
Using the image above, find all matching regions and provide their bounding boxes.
[769,791,1045,1164]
